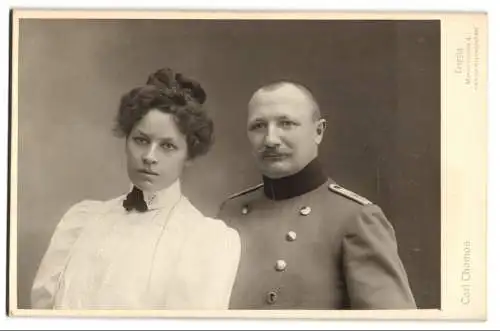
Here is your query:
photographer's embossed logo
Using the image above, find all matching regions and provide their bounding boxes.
[461,241,472,305]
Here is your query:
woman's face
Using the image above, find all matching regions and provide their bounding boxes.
[125,109,191,192]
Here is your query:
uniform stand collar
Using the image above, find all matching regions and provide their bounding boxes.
[263,158,327,201]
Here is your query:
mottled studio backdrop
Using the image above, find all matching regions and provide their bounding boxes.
[16,19,440,309]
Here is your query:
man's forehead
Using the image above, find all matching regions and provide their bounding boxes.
[248,103,306,119]
[249,84,313,108]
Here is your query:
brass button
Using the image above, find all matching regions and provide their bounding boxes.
[241,205,249,215]
[266,291,278,304]
[300,206,311,216]
[286,231,297,242]
[275,259,287,272]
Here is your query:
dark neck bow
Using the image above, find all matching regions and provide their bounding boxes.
[123,186,148,212]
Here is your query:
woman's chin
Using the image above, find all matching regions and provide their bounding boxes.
[130,175,178,193]
[132,180,156,192]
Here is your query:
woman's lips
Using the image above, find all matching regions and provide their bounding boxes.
[138,169,159,176]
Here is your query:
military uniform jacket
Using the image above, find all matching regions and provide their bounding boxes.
[218,176,416,310]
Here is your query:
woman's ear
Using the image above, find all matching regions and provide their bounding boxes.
[184,157,194,168]
[124,134,130,151]
[314,119,327,144]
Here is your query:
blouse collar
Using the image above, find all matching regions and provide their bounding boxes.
[126,180,182,212]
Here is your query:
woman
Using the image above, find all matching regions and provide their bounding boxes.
[31,68,241,310]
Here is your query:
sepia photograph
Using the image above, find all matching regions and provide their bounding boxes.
[7,9,487,320]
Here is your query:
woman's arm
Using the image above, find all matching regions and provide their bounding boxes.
[31,200,98,309]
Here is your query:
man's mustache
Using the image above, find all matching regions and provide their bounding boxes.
[259,148,291,158]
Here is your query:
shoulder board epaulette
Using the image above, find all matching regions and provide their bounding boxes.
[328,183,372,205]
[227,183,264,200]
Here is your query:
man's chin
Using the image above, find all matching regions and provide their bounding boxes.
[259,163,295,179]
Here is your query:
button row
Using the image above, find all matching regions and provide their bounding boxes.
[241,205,312,216]
[240,204,313,305]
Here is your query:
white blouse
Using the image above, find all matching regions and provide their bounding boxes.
[31,180,241,310]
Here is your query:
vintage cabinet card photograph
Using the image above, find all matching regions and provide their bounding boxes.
[7,9,487,321]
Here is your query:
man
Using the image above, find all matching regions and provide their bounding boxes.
[217,81,417,309]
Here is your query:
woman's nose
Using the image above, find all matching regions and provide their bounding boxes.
[142,146,158,165]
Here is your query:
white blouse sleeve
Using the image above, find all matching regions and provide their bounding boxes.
[195,218,241,309]
[31,200,100,309]
[209,222,241,309]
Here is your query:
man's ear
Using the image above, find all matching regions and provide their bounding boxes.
[314,119,327,144]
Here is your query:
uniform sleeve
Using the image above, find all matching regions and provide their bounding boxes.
[31,200,98,309]
[342,204,417,309]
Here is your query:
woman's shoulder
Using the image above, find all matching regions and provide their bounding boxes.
[55,199,103,229]
[61,199,100,219]
[60,194,124,223]
[72,192,129,210]
[200,216,240,247]
[203,216,236,231]
[64,196,118,216]
[180,199,239,240]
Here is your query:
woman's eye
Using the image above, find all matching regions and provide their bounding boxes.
[133,137,148,145]
[161,143,177,150]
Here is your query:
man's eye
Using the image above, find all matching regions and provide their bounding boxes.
[249,122,266,131]
[280,120,296,128]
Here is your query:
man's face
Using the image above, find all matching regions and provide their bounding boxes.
[247,87,325,178]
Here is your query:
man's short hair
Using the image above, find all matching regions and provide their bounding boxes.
[250,81,322,121]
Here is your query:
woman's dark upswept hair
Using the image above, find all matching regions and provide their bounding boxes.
[114,68,214,159]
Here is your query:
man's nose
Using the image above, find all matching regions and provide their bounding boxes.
[264,125,281,147]
[142,145,158,165]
